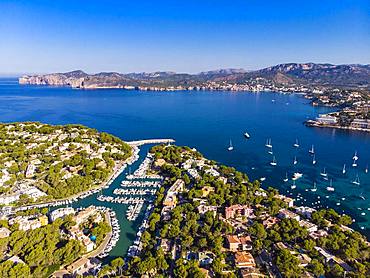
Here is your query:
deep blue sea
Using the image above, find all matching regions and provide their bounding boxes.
[0,78,369,252]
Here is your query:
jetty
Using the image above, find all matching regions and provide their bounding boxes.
[126,138,175,146]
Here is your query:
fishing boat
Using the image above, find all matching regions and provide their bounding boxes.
[309,145,315,154]
[270,156,277,166]
[244,132,250,139]
[311,182,317,192]
[352,174,360,186]
[228,139,234,151]
[283,172,288,182]
[293,139,299,148]
[326,179,335,192]
[293,156,297,165]
[312,155,316,165]
[320,167,328,177]
[352,158,357,167]
[342,164,346,174]
[353,151,359,161]
[291,180,297,189]
[265,138,272,148]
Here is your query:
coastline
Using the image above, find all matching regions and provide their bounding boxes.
[305,120,370,133]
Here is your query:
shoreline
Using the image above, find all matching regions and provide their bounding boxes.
[305,120,370,133]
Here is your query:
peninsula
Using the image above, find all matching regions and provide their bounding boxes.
[0,122,132,206]
[19,63,370,132]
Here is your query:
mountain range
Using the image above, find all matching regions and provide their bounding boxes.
[19,63,370,90]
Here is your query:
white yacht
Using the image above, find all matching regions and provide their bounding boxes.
[228,139,234,151]
[365,165,368,174]
[291,180,297,189]
[353,151,359,161]
[244,132,250,139]
[270,156,277,166]
[260,177,266,182]
[293,156,297,165]
[309,145,315,154]
[265,138,272,148]
[326,179,335,192]
[311,182,317,192]
[352,175,360,186]
[293,139,299,148]
[320,167,328,177]
[312,155,316,165]
[283,172,288,182]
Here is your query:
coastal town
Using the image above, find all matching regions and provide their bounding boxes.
[0,122,132,206]
[122,144,370,277]
[0,125,369,277]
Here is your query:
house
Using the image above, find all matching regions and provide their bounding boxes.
[67,257,97,276]
[201,186,214,197]
[314,247,334,263]
[0,227,11,238]
[309,229,328,240]
[159,238,172,253]
[316,114,338,125]
[226,235,240,252]
[163,194,177,208]
[198,205,217,216]
[74,206,98,225]
[275,195,294,207]
[6,255,25,265]
[278,209,300,221]
[226,235,253,252]
[297,254,312,267]
[199,252,214,266]
[262,216,279,229]
[49,207,75,222]
[295,206,316,219]
[225,205,254,219]
[234,252,256,269]
[299,220,318,233]
[240,268,265,278]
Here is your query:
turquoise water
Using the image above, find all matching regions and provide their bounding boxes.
[0,78,369,247]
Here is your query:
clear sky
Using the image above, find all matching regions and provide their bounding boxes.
[0,0,369,74]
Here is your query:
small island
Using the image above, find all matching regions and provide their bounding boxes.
[0,122,132,207]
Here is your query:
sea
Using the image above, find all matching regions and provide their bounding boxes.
[0,78,369,259]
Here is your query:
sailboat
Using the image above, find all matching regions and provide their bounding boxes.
[244,132,250,139]
[326,179,335,192]
[291,180,296,189]
[352,174,360,186]
[309,145,315,154]
[268,147,274,155]
[352,158,357,167]
[265,138,272,148]
[320,167,328,177]
[293,156,298,165]
[359,192,366,200]
[312,155,316,165]
[228,139,234,151]
[353,151,359,161]
[293,139,300,148]
[311,182,317,192]
[270,156,277,166]
[283,172,288,182]
[342,164,346,174]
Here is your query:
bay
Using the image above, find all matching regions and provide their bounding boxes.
[0,78,369,256]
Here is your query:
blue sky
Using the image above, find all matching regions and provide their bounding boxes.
[0,0,369,74]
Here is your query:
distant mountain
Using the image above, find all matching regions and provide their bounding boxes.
[253,63,370,87]
[19,63,370,90]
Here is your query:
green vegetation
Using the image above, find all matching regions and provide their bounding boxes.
[0,218,83,278]
[0,122,131,205]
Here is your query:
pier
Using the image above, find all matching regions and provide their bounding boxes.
[126,138,175,146]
